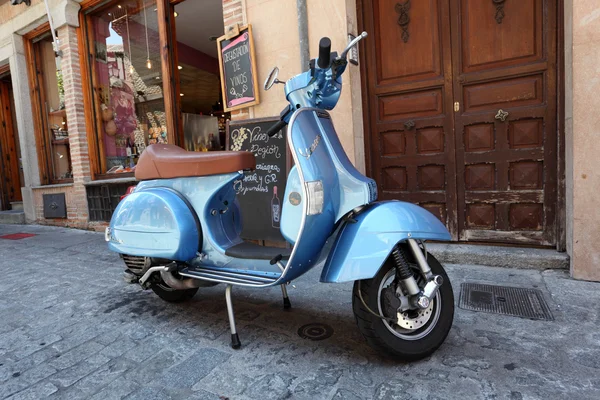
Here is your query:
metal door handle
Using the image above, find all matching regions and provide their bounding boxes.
[404,120,415,130]
[495,109,509,122]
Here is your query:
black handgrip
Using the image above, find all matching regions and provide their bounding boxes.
[317,37,332,69]
[266,119,286,137]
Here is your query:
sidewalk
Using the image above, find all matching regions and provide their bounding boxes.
[0,224,598,400]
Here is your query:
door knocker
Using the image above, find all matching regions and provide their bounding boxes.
[495,109,509,122]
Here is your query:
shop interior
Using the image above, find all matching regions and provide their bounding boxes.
[91,0,228,176]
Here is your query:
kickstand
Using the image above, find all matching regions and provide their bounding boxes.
[225,285,241,349]
[281,284,291,310]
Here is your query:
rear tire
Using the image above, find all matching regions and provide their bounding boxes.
[352,250,454,361]
[151,283,198,303]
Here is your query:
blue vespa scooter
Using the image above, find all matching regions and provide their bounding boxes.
[106,32,454,360]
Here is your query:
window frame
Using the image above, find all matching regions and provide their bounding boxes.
[79,0,181,181]
[24,23,74,185]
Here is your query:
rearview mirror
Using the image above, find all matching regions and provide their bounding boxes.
[264,67,282,91]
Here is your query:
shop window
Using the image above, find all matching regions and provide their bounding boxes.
[85,0,167,178]
[173,0,229,151]
[28,33,73,184]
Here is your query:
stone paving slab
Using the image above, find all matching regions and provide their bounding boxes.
[0,224,599,400]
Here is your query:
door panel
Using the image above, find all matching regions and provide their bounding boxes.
[374,0,443,85]
[460,0,543,72]
[451,0,557,245]
[363,0,458,238]
[462,74,545,112]
[0,81,22,210]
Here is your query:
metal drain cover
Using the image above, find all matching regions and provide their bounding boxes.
[459,283,554,321]
[298,323,334,341]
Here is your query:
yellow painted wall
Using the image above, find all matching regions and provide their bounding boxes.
[244,0,364,169]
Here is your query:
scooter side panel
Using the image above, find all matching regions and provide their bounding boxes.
[108,188,200,261]
[316,116,377,221]
[281,110,339,281]
[320,201,451,283]
[281,166,303,244]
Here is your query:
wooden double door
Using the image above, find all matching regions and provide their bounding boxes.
[0,79,22,211]
[360,0,558,246]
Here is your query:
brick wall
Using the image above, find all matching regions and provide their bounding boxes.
[32,24,91,229]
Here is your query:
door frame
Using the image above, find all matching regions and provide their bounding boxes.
[356,0,566,249]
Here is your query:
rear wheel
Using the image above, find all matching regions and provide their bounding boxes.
[352,250,454,361]
[151,282,198,303]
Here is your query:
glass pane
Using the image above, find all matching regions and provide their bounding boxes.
[37,36,72,182]
[88,0,166,175]
[173,0,228,151]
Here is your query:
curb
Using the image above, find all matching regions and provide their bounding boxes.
[427,243,569,270]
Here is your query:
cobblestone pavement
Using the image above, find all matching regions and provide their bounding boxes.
[0,224,599,400]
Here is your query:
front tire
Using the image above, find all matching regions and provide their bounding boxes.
[352,250,454,361]
[151,283,198,303]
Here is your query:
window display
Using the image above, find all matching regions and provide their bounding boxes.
[86,0,165,175]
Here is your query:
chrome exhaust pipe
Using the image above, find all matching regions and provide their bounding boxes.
[138,264,203,290]
[160,269,203,290]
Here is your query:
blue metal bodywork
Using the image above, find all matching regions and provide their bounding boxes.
[320,201,451,283]
[108,188,200,261]
[107,46,453,286]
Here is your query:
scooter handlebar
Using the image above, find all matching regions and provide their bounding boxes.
[317,37,332,69]
[266,119,287,137]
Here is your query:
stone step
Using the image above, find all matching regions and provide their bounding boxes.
[10,201,24,211]
[0,210,26,225]
[427,243,569,270]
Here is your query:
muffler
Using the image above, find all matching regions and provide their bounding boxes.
[138,263,204,290]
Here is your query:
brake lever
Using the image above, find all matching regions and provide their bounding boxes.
[338,31,368,61]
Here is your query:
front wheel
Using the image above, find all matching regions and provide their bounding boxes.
[352,251,454,361]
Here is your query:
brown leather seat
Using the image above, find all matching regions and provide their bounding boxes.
[135,144,256,181]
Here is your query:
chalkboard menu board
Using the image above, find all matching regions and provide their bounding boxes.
[227,118,288,242]
[217,25,260,112]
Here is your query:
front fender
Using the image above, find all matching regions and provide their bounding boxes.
[320,201,450,283]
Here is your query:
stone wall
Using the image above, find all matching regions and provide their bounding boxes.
[569,0,600,281]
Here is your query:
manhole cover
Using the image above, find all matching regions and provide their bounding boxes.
[459,283,554,321]
[297,323,334,341]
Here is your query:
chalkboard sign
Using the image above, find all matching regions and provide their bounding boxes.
[227,118,288,242]
[217,25,260,112]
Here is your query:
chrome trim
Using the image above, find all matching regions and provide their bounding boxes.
[159,269,204,290]
[179,269,278,284]
[225,285,237,335]
[423,275,444,299]
[190,267,279,282]
[138,266,167,286]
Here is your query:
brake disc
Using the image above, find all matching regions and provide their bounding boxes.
[395,300,434,330]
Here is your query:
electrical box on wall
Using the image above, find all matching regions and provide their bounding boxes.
[43,193,67,219]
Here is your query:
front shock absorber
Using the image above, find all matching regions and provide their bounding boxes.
[391,245,420,296]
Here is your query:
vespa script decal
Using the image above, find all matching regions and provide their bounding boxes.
[298,134,321,159]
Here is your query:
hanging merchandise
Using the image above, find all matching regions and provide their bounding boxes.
[125,11,134,76]
[105,120,118,136]
[101,104,114,122]
[143,3,152,69]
